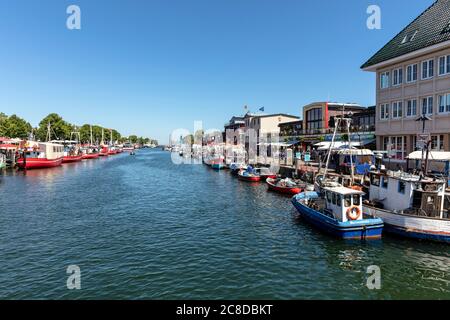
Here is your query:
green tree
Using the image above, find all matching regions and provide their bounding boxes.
[129,135,138,144]
[0,114,32,139]
[36,113,71,141]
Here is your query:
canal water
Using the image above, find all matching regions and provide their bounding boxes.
[0,149,449,299]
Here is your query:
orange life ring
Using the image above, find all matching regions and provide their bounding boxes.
[346,206,361,221]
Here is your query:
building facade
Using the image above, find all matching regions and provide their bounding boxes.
[243,113,299,164]
[362,0,450,161]
[299,102,375,151]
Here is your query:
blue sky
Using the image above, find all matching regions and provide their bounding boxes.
[0,0,433,143]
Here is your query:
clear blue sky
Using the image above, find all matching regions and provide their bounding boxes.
[0,0,433,144]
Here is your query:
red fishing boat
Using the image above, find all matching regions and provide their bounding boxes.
[16,141,64,169]
[266,178,304,195]
[99,146,109,156]
[81,126,100,159]
[237,170,261,182]
[82,152,100,159]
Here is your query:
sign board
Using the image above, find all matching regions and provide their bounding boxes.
[416,133,430,149]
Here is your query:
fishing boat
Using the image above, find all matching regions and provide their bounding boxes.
[81,126,100,159]
[255,167,277,181]
[16,141,64,169]
[266,178,306,195]
[229,163,247,176]
[292,187,384,240]
[237,166,261,182]
[363,170,450,243]
[211,156,225,170]
[99,129,109,156]
[60,142,83,163]
[123,143,134,151]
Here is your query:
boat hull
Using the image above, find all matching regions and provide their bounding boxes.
[238,173,261,182]
[364,205,450,243]
[62,155,83,163]
[17,157,63,169]
[82,153,100,160]
[267,179,302,195]
[292,192,383,240]
[211,163,225,170]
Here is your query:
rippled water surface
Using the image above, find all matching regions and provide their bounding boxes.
[0,150,449,299]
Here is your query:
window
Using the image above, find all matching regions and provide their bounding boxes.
[336,195,342,207]
[344,195,351,207]
[306,108,322,132]
[386,136,407,160]
[422,96,433,115]
[398,181,406,194]
[380,103,389,120]
[332,192,336,205]
[326,191,332,203]
[431,135,445,151]
[392,101,403,118]
[442,94,450,113]
[401,30,418,44]
[380,72,390,89]
[439,55,450,75]
[406,99,417,117]
[393,68,403,86]
[370,174,380,187]
[381,177,388,189]
[352,194,361,206]
[422,59,434,79]
[406,64,418,82]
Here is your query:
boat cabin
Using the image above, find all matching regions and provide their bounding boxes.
[322,187,365,222]
[23,141,64,160]
[368,171,448,219]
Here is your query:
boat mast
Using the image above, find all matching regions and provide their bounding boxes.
[110,129,113,146]
[345,116,354,183]
[90,125,93,145]
[101,128,105,146]
[46,122,51,142]
[323,118,340,179]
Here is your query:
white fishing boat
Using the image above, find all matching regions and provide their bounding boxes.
[364,170,450,243]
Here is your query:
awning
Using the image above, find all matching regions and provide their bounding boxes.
[315,141,361,150]
[335,149,374,156]
[407,151,450,161]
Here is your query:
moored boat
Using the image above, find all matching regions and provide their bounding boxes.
[238,166,261,182]
[17,141,64,169]
[292,187,384,240]
[364,170,450,243]
[266,178,305,195]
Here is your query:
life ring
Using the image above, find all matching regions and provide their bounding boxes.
[347,206,361,221]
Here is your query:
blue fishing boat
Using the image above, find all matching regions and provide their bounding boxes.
[292,187,384,240]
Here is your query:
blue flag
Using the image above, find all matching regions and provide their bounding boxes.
[259,107,265,112]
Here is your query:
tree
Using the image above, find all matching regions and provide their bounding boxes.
[0,114,32,139]
[36,113,71,141]
[129,135,138,144]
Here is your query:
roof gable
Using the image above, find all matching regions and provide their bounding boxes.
[362,0,450,69]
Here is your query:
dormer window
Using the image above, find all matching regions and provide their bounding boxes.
[401,30,418,44]
[442,20,450,34]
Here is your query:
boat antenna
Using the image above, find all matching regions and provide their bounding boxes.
[90,125,93,145]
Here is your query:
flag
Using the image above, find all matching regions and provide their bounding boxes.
[259,107,265,112]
